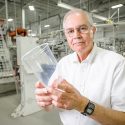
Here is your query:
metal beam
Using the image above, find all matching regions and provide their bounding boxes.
[5,0,8,28]
[57,1,108,21]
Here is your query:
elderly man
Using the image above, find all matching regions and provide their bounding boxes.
[35,9,125,125]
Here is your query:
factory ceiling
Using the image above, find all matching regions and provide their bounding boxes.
[0,0,125,30]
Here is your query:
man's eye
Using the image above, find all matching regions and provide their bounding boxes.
[67,30,74,34]
[80,27,87,31]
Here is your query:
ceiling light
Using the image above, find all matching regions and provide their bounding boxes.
[31,33,36,36]
[93,14,108,21]
[28,29,32,32]
[57,1,76,10]
[8,18,13,22]
[91,9,98,13]
[29,5,35,11]
[44,24,50,28]
[111,4,123,9]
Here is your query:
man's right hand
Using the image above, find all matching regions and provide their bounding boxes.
[35,82,52,107]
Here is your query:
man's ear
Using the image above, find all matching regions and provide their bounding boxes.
[92,26,96,35]
[90,26,96,38]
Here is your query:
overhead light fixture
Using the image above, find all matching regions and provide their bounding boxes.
[44,24,50,28]
[91,9,98,13]
[57,0,76,10]
[8,18,13,22]
[28,29,32,32]
[111,4,123,9]
[93,23,97,25]
[31,33,36,36]
[29,5,35,11]
[93,14,108,21]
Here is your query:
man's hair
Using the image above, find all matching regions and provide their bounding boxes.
[63,9,93,28]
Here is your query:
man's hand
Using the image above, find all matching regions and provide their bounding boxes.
[50,79,88,112]
[35,82,52,108]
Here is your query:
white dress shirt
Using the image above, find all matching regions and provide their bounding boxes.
[50,44,125,125]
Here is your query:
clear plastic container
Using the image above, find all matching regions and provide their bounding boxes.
[22,43,57,86]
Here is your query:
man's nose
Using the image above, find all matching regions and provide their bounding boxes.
[73,29,81,38]
[74,29,81,36]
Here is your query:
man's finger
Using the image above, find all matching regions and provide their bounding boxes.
[35,88,48,94]
[57,80,74,93]
[35,81,45,88]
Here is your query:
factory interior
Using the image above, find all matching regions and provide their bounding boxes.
[0,0,125,125]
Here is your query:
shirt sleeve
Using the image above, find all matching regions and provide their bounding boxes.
[111,59,125,112]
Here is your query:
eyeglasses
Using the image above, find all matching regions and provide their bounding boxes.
[64,25,92,37]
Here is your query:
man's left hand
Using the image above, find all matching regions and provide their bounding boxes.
[49,79,88,112]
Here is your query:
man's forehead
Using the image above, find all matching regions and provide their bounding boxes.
[65,24,89,30]
[64,13,88,26]
[66,12,87,20]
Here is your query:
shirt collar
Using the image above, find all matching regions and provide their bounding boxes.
[72,43,97,64]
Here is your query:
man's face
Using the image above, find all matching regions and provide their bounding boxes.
[64,13,96,54]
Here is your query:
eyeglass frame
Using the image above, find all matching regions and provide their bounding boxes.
[64,24,93,37]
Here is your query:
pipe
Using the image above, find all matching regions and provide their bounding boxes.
[5,0,8,28]
[38,15,41,35]
[22,9,25,28]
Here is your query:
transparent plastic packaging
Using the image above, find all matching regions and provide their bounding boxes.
[22,43,57,87]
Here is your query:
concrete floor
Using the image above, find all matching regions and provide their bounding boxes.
[0,92,63,125]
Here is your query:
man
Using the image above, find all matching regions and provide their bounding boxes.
[35,9,125,125]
